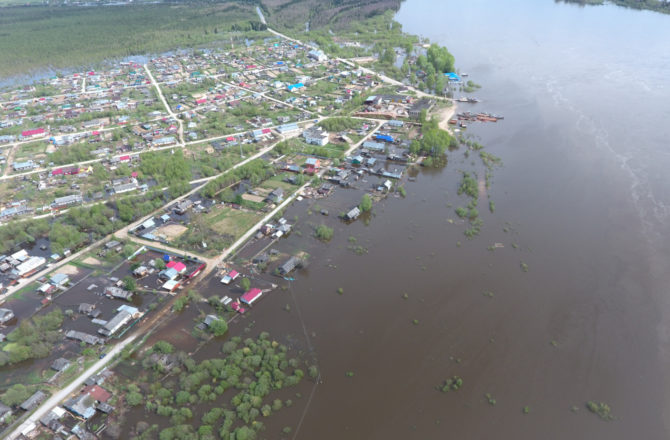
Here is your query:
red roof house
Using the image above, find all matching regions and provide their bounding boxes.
[240,288,262,306]
[84,385,111,403]
[166,261,186,273]
[21,128,46,138]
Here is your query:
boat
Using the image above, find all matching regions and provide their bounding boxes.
[283,276,295,281]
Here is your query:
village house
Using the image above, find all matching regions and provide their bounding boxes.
[266,188,284,204]
[278,256,300,275]
[65,330,104,345]
[20,128,46,140]
[98,305,139,337]
[104,286,133,301]
[51,194,83,209]
[0,202,30,220]
[133,265,148,277]
[302,126,329,146]
[49,273,70,288]
[409,98,435,119]
[0,308,14,324]
[277,123,299,135]
[20,390,47,411]
[64,394,96,420]
[12,160,36,172]
[14,256,46,277]
[78,303,96,316]
[240,288,263,306]
[112,177,138,194]
[345,207,361,221]
[51,358,71,372]
[220,269,240,285]
[174,199,193,215]
[308,49,328,62]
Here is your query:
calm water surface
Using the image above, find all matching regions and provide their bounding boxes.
[293,1,670,439]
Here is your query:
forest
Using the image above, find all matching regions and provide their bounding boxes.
[557,0,670,14]
[0,2,264,78]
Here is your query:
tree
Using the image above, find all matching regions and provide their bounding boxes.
[314,224,334,241]
[426,44,455,73]
[359,194,372,212]
[154,258,166,270]
[123,276,136,292]
[240,277,251,292]
[1,384,31,407]
[209,318,228,336]
[153,341,174,354]
[126,391,143,406]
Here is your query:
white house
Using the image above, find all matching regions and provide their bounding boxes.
[302,127,329,146]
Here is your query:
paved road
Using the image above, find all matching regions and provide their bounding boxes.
[5,332,139,440]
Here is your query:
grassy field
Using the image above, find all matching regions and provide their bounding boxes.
[205,206,262,238]
[0,2,263,79]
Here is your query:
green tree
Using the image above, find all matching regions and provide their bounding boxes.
[240,277,251,292]
[315,224,333,241]
[126,391,143,406]
[123,276,136,292]
[1,384,31,407]
[426,44,455,73]
[209,318,228,336]
[359,194,372,212]
[153,341,174,354]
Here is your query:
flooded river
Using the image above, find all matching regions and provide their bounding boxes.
[290,1,670,438]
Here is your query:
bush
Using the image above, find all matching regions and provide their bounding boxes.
[359,194,372,212]
[315,224,334,241]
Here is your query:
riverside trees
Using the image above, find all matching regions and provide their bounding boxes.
[118,333,309,439]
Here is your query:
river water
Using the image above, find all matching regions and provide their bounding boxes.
[290,1,670,439]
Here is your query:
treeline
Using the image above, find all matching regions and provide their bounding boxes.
[0,309,63,366]
[557,0,670,14]
[0,3,263,78]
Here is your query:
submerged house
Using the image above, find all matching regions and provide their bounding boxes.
[278,256,300,275]
[344,207,361,221]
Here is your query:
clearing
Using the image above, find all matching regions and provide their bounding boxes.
[205,206,263,238]
[154,224,188,240]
